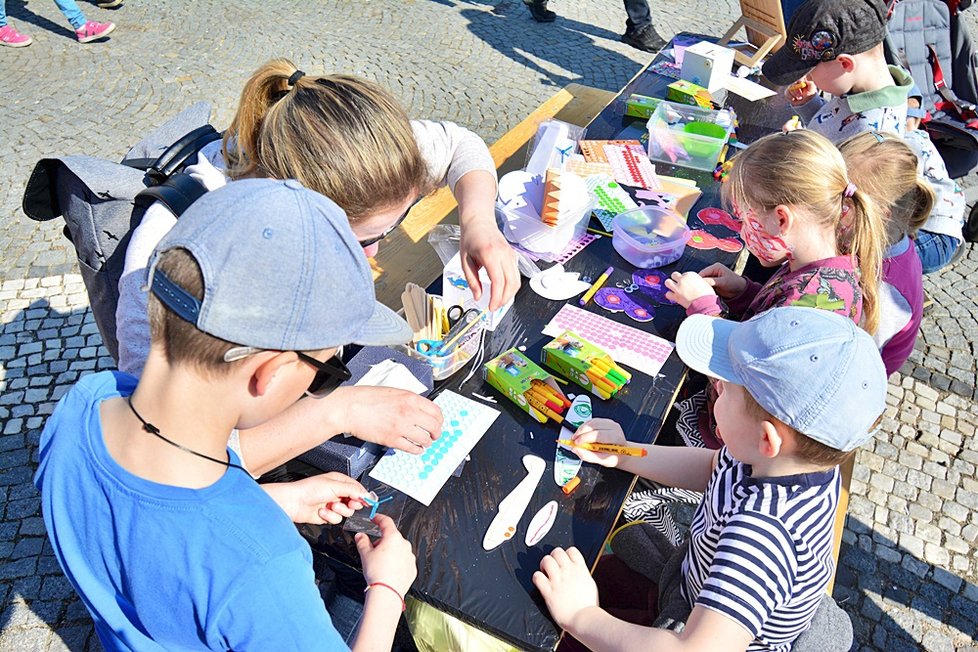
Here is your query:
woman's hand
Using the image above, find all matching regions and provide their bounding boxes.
[327,385,443,453]
[459,219,520,311]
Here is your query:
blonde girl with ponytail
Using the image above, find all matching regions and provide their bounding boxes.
[840,131,936,375]
[661,129,887,449]
[118,58,515,475]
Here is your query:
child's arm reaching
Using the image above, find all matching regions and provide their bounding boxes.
[533,547,752,652]
[572,419,717,492]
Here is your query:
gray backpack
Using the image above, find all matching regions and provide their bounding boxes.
[885,0,978,180]
[22,103,221,361]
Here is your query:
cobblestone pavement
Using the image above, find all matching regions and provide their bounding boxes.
[1,1,977,650]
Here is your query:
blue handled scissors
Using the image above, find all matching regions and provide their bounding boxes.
[415,306,480,356]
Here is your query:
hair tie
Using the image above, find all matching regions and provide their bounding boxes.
[287,70,305,88]
[843,182,857,198]
[870,131,884,143]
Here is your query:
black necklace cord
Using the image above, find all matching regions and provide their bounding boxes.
[126,397,247,473]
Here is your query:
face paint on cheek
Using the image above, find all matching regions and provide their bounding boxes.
[739,210,794,264]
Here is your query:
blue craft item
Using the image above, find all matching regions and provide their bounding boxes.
[362,492,394,519]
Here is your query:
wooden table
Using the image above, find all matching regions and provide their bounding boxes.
[301,35,846,651]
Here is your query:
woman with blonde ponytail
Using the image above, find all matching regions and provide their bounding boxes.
[117,58,516,475]
[841,131,936,375]
[660,129,887,449]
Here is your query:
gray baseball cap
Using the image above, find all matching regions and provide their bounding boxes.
[676,307,886,452]
[147,178,412,351]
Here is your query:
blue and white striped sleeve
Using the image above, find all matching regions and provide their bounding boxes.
[694,512,798,637]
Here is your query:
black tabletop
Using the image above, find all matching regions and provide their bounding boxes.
[303,35,788,652]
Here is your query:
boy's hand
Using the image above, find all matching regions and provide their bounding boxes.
[533,547,599,629]
[356,514,417,597]
[697,263,748,299]
[264,473,366,525]
[785,77,817,106]
[460,219,521,311]
[664,271,716,308]
[330,386,443,454]
[572,419,627,467]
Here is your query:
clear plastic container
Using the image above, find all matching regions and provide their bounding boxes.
[398,313,487,381]
[611,206,691,268]
[646,101,734,171]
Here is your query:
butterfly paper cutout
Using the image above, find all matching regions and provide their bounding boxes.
[687,229,744,252]
[594,269,677,322]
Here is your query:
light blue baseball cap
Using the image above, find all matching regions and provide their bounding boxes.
[147,178,412,351]
[676,307,886,452]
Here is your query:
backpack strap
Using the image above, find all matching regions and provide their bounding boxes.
[134,173,209,217]
[927,44,978,128]
[123,125,222,182]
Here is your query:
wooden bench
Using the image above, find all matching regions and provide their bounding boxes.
[370,80,852,595]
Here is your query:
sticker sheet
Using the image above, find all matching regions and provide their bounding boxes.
[586,175,638,230]
[603,143,659,189]
[542,305,675,377]
[368,391,500,506]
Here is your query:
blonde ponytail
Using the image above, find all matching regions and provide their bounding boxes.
[841,188,885,335]
[223,59,430,220]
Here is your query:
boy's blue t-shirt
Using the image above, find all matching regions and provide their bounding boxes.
[34,371,349,651]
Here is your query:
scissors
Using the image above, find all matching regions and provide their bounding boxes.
[415,307,480,356]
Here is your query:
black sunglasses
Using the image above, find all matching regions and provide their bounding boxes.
[296,350,352,397]
[358,197,422,248]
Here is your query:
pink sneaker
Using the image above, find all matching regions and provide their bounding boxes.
[0,25,32,47]
[75,20,115,43]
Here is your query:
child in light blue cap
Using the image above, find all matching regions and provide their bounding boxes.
[35,179,416,651]
[533,306,886,652]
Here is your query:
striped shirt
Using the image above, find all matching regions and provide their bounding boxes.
[681,448,840,651]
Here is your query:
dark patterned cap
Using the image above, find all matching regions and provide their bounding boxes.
[762,0,888,86]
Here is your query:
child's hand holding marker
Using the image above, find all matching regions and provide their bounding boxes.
[566,418,633,467]
[786,77,817,106]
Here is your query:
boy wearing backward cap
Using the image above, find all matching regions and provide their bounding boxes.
[35,179,417,651]
[535,307,886,651]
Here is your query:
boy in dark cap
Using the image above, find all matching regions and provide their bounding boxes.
[763,0,965,274]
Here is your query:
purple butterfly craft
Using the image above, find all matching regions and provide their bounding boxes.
[594,269,677,323]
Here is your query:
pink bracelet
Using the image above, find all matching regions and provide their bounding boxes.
[364,582,406,612]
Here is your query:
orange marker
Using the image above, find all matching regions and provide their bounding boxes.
[556,439,648,457]
[586,370,617,394]
[531,380,570,408]
[526,389,563,412]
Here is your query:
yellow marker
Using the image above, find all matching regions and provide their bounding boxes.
[786,115,802,130]
[579,266,614,307]
[586,227,613,237]
[556,439,648,457]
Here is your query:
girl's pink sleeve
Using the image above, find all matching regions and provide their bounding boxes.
[686,295,725,316]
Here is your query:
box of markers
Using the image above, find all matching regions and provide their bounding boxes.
[540,330,631,400]
[483,349,570,424]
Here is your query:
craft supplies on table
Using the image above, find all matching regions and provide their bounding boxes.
[442,252,514,330]
[578,139,643,163]
[666,80,715,109]
[594,268,677,323]
[484,349,570,425]
[541,331,631,399]
[611,206,691,268]
[680,41,736,93]
[602,142,659,189]
[483,455,547,550]
[368,391,500,506]
[586,175,639,230]
[525,119,584,176]
[528,263,592,301]
[647,101,734,171]
[542,305,676,377]
[624,94,663,120]
[496,170,596,262]
[400,285,488,381]
[578,265,613,307]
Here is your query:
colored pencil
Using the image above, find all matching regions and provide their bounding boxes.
[586,227,613,237]
[556,439,648,457]
[579,266,614,307]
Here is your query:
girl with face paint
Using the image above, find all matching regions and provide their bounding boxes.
[663,129,887,450]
